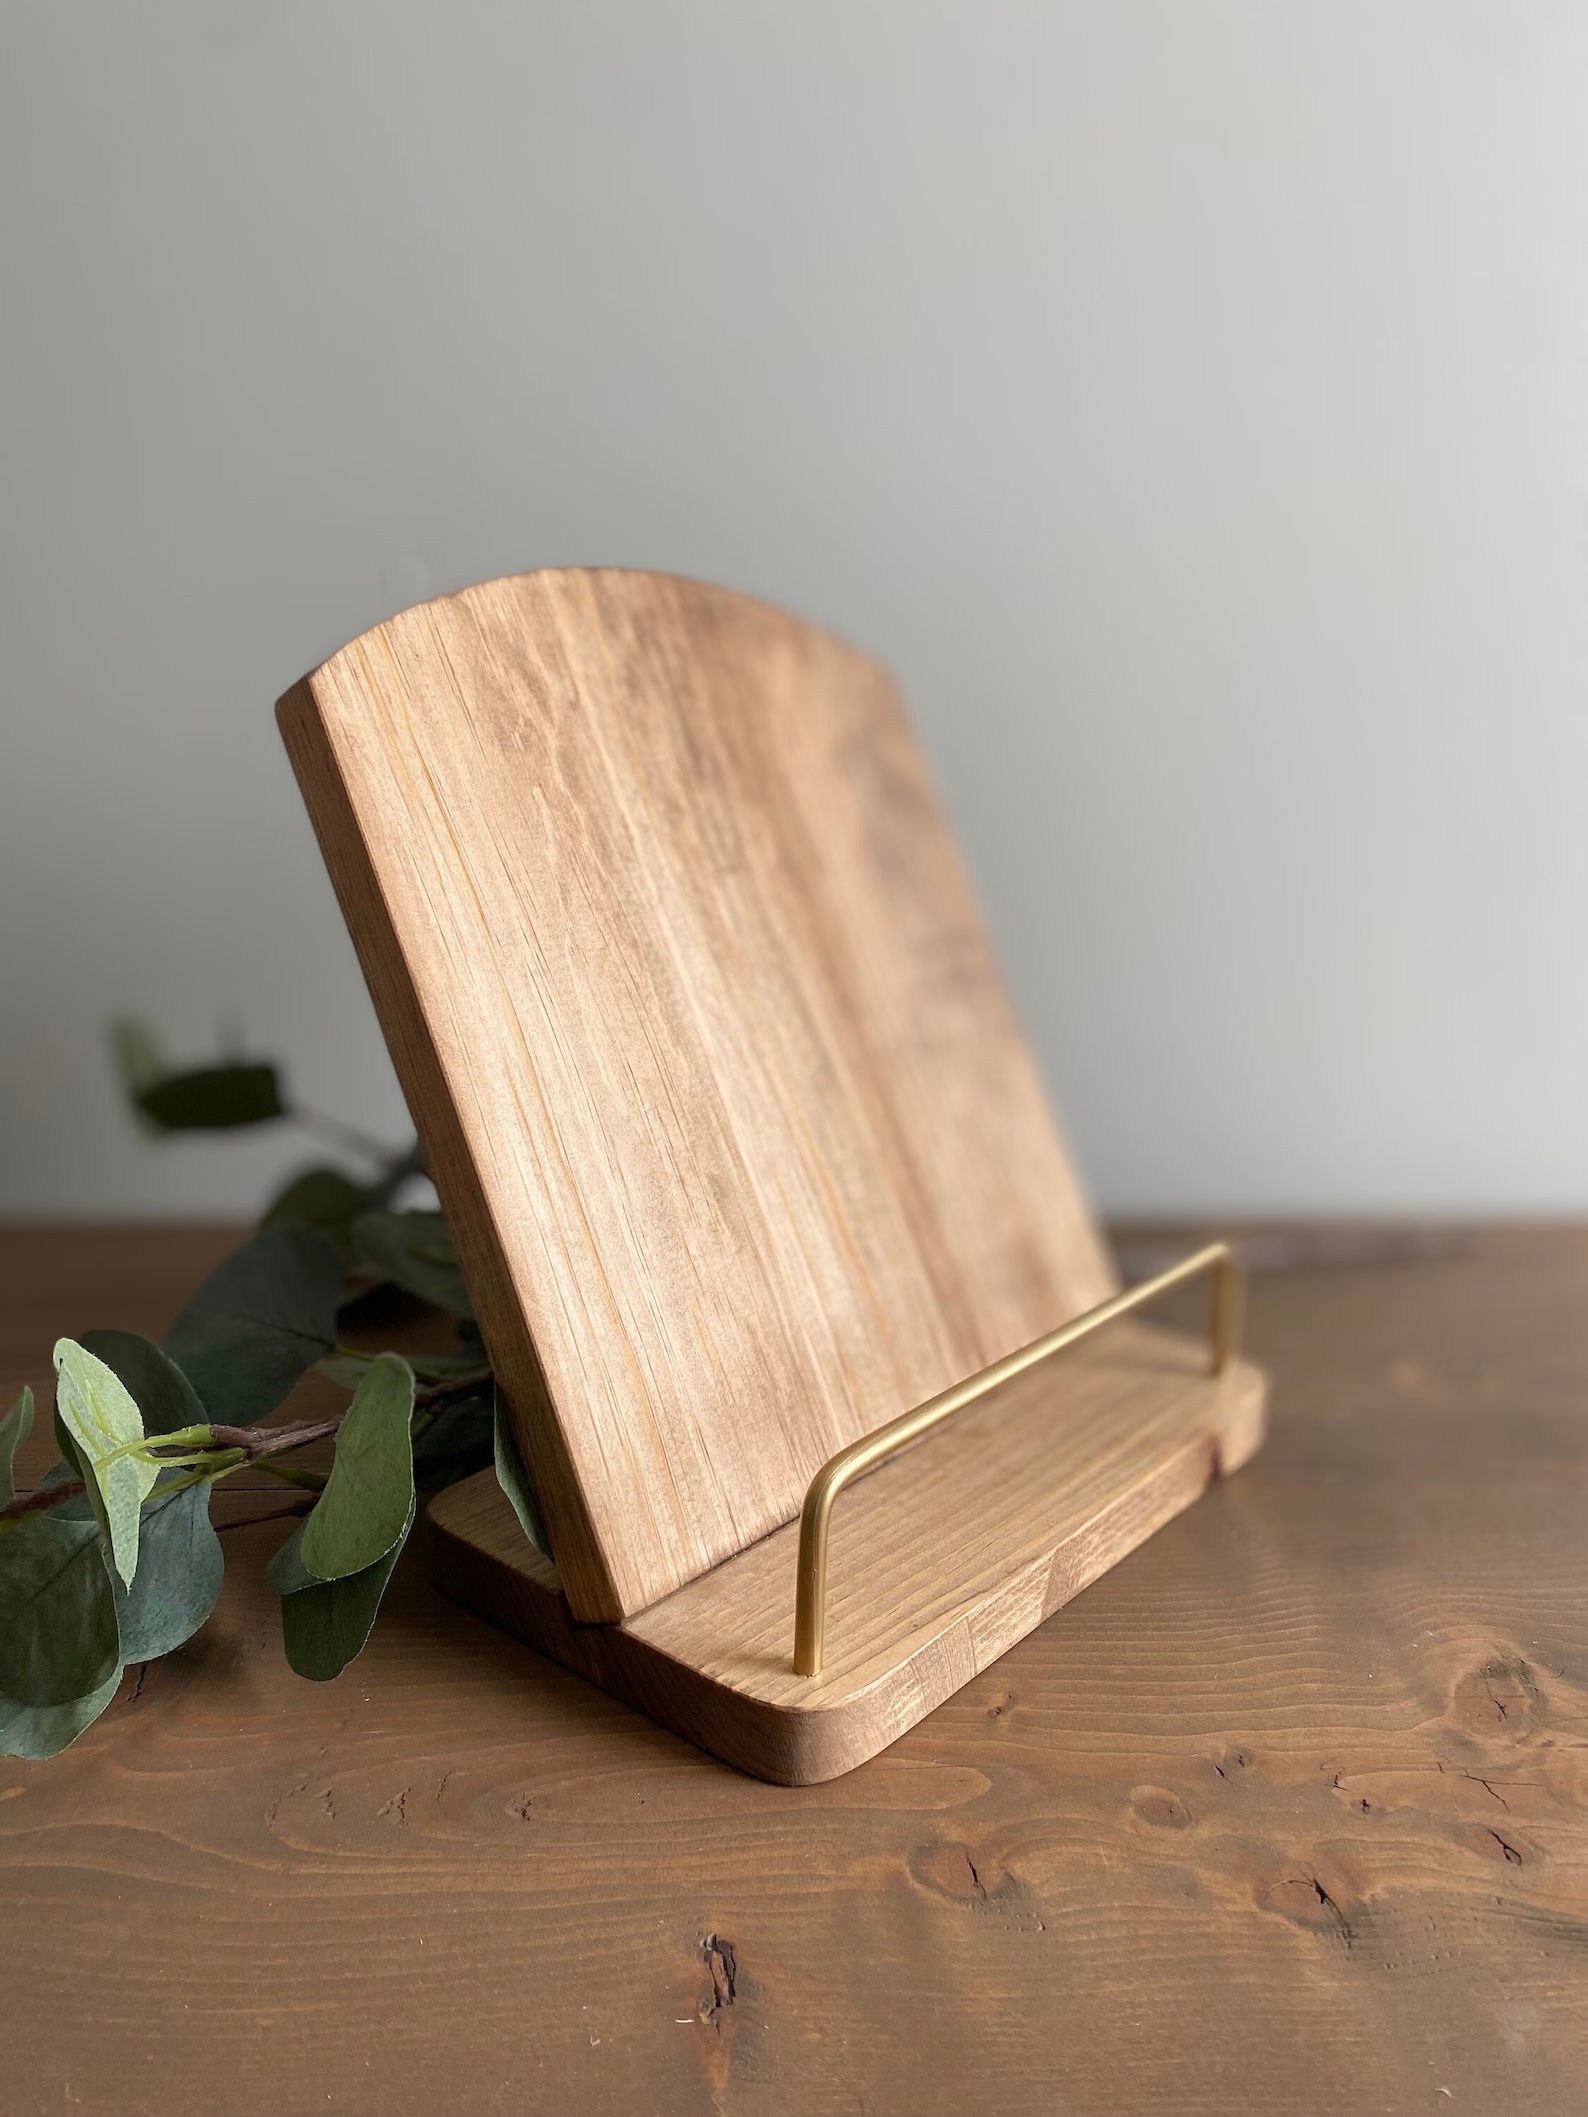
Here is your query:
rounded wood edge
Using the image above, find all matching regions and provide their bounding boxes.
[279,566,894,709]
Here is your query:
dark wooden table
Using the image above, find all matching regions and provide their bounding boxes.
[2,1225,1585,2115]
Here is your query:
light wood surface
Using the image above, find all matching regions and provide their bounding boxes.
[279,570,1114,1621]
[3,1224,1585,2116]
[430,1321,1267,1782]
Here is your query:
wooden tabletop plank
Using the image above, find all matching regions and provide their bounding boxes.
[1,1223,1585,2115]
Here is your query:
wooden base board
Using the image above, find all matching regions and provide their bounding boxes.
[427,1321,1267,1784]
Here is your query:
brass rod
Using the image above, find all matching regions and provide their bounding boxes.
[791,1241,1240,1678]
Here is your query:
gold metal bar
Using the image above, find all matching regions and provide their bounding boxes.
[791,1242,1240,1678]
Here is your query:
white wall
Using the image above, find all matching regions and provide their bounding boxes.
[3,1,1586,1219]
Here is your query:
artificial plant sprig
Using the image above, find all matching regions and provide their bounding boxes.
[0,1027,547,1762]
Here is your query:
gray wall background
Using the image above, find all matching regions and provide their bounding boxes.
[3,1,1586,1220]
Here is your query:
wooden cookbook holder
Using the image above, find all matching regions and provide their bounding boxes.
[278,569,1266,1784]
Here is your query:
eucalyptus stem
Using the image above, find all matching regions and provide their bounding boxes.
[155,1449,249,1496]
[254,1459,329,1492]
[415,1371,492,1410]
[292,1102,411,1169]
[97,1422,215,1472]
[0,1482,86,1532]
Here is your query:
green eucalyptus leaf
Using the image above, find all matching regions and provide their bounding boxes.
[0,1387,33,1505]
[319,1347,486,1392]
[264,1517,317,1598]
[135,1062,284,1132]
[0,1511,120,1706]
[280,1503,414,1681]
[50,1411,100,1528]
[54,1339,157,1588]
[110,1014,167,1095]
[410,1350,491,1383]
[352,1211,473,1319]
[108,1015,288,1135]
[299,1354,415,1582]
[315,1353,373,1391]
[109,1016,169,1136]
[493,1399,548,1555]
[163,1226,343,1426]
[261,1166,371,1257]
[40,1446,90,1505]
[0,1663,123,1760]
[412,1391,494,1491]
[78,1330,205,1437]
[112,1479,223,1661]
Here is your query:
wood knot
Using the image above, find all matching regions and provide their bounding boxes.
[1259,1871,1358,1948]
[910,1841,1011,1907]
[1451,1655,1542,1741]
[1130,1785,1193,1830]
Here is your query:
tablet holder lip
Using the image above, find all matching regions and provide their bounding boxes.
[791,1241,1242,1677]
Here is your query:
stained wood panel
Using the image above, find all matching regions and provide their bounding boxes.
[279,570,1114,1621]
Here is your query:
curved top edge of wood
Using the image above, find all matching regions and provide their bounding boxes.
[295,566,882,696]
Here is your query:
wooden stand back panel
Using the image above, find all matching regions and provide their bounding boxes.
[279,571,1114,1621]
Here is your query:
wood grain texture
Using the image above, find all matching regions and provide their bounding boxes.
[429,1322,1267,1782]
[2,1224,1586,2116]
[278,570,1114,1621]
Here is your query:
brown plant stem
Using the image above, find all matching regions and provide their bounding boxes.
[0,1480,87,1526]
[189,1418,343,1460]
